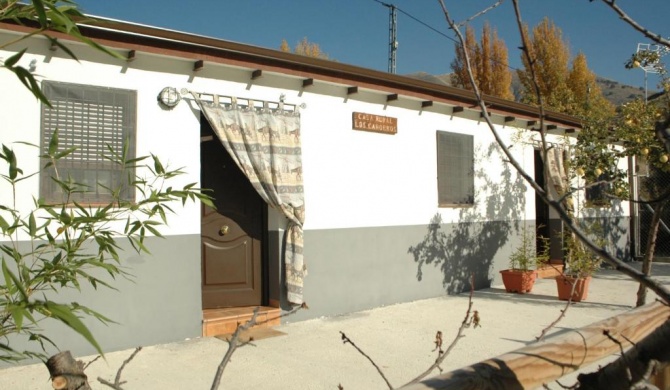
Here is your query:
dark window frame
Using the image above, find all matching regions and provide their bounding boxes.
[436,130,475,207]
[584,172,611,208]
[40,81,137,205]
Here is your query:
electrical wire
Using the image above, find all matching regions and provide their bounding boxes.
[371,0,522,73]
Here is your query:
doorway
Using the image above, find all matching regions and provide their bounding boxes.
[200,118,267,309]
[534,149,564,263]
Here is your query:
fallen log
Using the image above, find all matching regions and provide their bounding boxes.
[400,301,670,390]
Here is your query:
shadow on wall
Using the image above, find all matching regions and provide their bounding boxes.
[408,143,528,294]
[580,199,630,262]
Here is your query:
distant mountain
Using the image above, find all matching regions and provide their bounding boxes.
[405,72,649,106]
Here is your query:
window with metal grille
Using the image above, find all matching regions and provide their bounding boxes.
[40,81,136,204]
[437,131,474,206]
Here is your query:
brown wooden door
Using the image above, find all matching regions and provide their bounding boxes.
[201,132,264,309]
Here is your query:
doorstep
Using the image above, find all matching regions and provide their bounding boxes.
[537,262,564,279]
[202,306,281,337]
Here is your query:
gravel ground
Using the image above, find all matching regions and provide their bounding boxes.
[1,263,669,390]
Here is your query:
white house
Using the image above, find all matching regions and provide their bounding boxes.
[0,16,631,359]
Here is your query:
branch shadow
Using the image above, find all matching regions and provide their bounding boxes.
[409,143,528,294]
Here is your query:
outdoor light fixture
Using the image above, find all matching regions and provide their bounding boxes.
[157,86,181,109]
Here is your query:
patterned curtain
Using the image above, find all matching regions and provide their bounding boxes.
[546,147,574,212]
[194,95,306,305]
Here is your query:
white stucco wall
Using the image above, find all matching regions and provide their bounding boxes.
[1,29,630,239]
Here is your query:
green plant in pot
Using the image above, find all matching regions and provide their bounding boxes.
[556,222,604,302]
[500,225,550,293]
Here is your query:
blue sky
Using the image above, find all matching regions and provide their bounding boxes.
[75,0,668,90]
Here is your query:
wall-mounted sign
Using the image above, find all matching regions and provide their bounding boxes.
[352,112,397,135]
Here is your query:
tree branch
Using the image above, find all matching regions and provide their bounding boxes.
[599,0,670,48]
[402,274,477,386]
[97,347,142,390]
[437,0,670,305]
[340,331,394,390]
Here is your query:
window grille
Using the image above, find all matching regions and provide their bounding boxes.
[40,81,136,204]
[437,131,474,206]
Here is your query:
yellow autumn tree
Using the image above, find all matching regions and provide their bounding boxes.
[518,18,613,118]
[280,37,330,60]
[451,22,513,100]
[567,52,614,119]
[517,18,573,111]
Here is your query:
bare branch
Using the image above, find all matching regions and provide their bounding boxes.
[209,303,307,390]
[97,347,142,390]
[403,274,477,386]
[210,308,260,390]
[456,1,504,27]
[599,0,670,48]
[340,331,393,389]
[436,0,670,305]
[536,277,576,341]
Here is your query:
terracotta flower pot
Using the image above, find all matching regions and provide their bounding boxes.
[555,275,591,302]
[500,269,538,294]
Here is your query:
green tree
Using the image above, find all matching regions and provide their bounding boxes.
[451,23,513,100]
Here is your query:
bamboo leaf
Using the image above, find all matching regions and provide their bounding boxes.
[43,302,104,357]
[48,129,59,157]
[3,49,26,68]
[10,306,24,331]
[28,213,36,236]
[2,260,28,301]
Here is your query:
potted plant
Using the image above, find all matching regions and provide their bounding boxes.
[500,226,550,293]
[555,223,604,302]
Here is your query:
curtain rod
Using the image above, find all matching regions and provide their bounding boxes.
[180,88,301,111]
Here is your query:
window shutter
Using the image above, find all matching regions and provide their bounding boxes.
[40,81,136,204]
[437,131,474,205]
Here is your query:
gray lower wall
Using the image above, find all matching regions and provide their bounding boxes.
[1,213,631,365]
[274,215,632,322]
[275,217,525,321]
[1,234,202,367]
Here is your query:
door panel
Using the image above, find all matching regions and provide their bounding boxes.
[201,126,264,309]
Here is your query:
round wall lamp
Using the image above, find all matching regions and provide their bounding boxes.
[157,87,181,109]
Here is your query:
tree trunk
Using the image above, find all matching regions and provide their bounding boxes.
[45,351,91,390]
[636,200,668,307]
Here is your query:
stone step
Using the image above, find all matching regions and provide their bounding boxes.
[202,306,281,337]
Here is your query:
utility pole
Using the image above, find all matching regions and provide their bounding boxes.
[381,2,398,74]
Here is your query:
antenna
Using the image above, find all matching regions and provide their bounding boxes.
[635,42,669,102]
[381,2,398,74]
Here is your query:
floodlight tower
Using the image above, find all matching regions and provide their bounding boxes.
[635,42,669,102]
[382,2,398,74]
